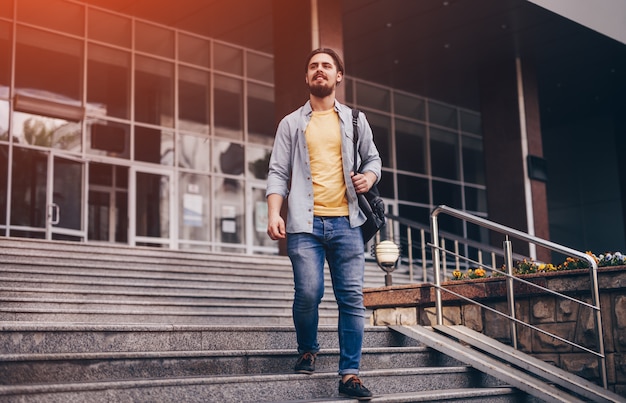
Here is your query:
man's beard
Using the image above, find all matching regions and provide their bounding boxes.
[309,82,334,98]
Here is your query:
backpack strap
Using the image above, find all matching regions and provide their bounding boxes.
[352,109,359,173]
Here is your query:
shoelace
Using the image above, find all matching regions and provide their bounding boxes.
[345,376,363,388]
[300,352,315,362]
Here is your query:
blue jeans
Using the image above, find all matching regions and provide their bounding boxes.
[287,216,366,376]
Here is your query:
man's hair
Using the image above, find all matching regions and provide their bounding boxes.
[304,48,345,75]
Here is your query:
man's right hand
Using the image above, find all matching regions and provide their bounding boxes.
[267,215,286,240]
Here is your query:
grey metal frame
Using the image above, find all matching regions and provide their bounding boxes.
[429,204,608,389]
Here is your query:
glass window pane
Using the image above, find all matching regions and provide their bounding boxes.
[344,78,353,104]
[87,119,130,159]
[135,171,169,238]
[11,146,47,228]
[461,110,482,135]
[214,42,243,75]
[0,20,10,92]
[462,135,485,185]
[12,112,81,152]
[213,139,244,176]
[88,8,131,48]
[0,100,8,141]
[366,112,391,170]
[430,127,459,180]
[87,44,131,119]
[214,75,243,140]
[178,33,210,67]
[378,170,395,199]
[252,187,276,248]
[247,146,270,180]
[135,55,174,127]
[432,180,462,209]
[246,52,273,83]
[214,177,244,245]
[0,144,7,225]
[0,0,12,19]
[397,173,429,204]
[398,203,430,227]
[247,82,274,145]
[395,118,426,174]
[465,186,487,213]
[16,26,83,104]
[179,172,210,241]
[134,126,174,166]
[356,81,390,111]
[17,0,84,36]
[179,66,210,134]
[394,92,425,121]
[429,101,458,129]
[135,20,174,59]
[178,132,210,172]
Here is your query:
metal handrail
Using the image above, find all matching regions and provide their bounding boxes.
[430,205,607,389]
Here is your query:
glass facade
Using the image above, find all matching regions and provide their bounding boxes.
[0,0,485,254]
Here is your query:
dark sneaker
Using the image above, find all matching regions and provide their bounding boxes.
[294,352,316,374]
[339,376,373,400]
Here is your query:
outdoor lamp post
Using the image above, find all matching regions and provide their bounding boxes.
[374,240,400,286]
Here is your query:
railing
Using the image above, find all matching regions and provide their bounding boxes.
[429,205,608,389]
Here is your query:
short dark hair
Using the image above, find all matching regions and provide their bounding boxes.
[304,48,345,75]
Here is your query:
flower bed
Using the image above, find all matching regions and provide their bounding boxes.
[450,251,626,280]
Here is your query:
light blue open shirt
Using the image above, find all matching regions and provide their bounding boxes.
[266,100,382,234]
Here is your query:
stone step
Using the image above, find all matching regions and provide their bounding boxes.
[1,346,453,385]
[0,367,512,402]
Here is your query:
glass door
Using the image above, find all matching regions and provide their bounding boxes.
[129,166,175,248]
[47,153,86,241]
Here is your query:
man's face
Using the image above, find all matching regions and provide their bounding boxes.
[305,52,342,98]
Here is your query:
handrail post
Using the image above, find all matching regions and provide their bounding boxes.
[430,211,443,325]
[589,259,608,389]
[407,227,414,282]
[503,236,518,349]
[420,229,427,282]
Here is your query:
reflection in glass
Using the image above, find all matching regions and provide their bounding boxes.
[135,55,174,127]
[87,7,131,48]
[178,172,210,241]
[134,126,174,166]
[214,42,243,75]
[356,82,390,112]
[246,146,270,180]
[17,0,84,36]
[87,120,130,158]
[394,92,425,121]
[465,186,487,213]
[136,171,169,239]
[178,133,210,171]
[246,52,273,83]
[214,176,244,245]
[214,75,243,139]
[429,101,458,129]
[366,112,391,170]
[247,82,274,145]
[252,187,275,248]
[397,173,429,204]
[213,139,244,176]
[430,127,459,180]
[12,112,81,151]
[0,100,8,141]
[462,135,485,185]
[178,33,210,67]
[16,26,82,103]
[395,119,426,174]
[10,146,47,228]
[0,144,7,225]
[0,20,10,90]
[87,44,130,119]
[135,21,174,59]
[179,66,210,134]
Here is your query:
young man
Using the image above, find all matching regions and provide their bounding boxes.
[266,48,381,400]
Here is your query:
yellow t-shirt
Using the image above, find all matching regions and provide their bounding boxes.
[305,109,349,216]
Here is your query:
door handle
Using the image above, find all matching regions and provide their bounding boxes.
[48,203,60,225]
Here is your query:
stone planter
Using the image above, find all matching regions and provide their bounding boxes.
[364,266,626,396]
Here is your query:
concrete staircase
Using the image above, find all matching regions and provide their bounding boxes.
[0,238,531,402]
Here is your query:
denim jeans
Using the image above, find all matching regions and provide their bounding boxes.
[287,216,366,375]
